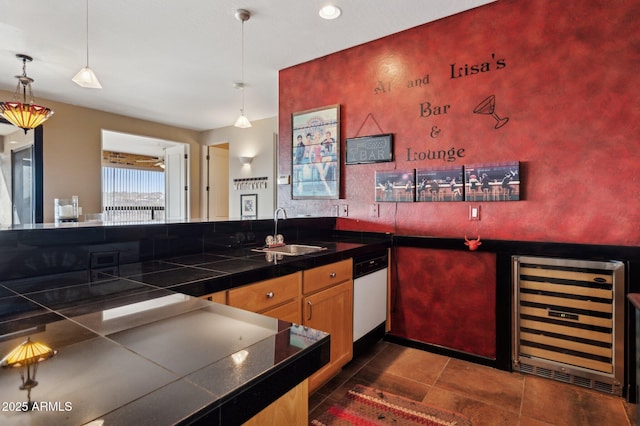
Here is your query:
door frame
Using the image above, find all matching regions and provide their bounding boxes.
[1,117,42,223]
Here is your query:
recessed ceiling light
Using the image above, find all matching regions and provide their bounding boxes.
[319,5,342,20]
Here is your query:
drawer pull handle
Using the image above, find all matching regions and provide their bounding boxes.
[266,291,274,299]
[548,309,579,321]
[307,301,313,320]
[329,272,337,278]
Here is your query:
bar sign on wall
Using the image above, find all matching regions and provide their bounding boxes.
[345,134,393,165]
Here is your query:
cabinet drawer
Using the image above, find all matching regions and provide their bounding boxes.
[228,272,301,313]
[303,259,352,294]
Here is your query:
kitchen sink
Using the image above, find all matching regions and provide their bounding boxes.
[252,244,327,256]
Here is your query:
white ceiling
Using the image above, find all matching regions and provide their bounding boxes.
[0,0,495,132]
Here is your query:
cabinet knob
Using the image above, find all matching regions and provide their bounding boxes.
[266,291,274,298]
[329,272,337,278]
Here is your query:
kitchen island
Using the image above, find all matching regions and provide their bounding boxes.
[0,273,329,425]
[0,219,389,425]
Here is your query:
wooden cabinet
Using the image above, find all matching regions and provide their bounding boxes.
[227,272,302,323]
[302,259,353,392]
[200,259,354,393]
[242,379,308,426]
[201,290,227,304]
[303,259,352,294]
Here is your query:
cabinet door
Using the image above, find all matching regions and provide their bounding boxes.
[303,280,353,392]
[261,299,301,324]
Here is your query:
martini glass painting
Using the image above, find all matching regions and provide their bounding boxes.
[473,95,509,129]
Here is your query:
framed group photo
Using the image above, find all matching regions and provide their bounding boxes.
[292,105,340,200]
[240,193,257,219]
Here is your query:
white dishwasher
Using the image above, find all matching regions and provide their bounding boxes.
[353,251,388,356]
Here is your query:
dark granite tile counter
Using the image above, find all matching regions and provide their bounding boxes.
[0,277,329,425]
[95,238,390,299]
[0,223,389,425]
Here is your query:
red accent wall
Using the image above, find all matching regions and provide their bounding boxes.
[393,247,497,357]
[278,0,640,357]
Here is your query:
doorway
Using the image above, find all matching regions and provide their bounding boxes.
[205,143,229,221]
[11,145,33,224]
[0,119,42,226]
[101,130,189,222]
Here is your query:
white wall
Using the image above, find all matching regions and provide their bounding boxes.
[201,117,277,220]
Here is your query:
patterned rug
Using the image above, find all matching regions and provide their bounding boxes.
[310,384,472,426]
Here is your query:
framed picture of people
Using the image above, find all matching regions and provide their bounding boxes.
[415,166,464,202]
[464,162,521,201]
[292,105,340,199]
[375,170,415,202]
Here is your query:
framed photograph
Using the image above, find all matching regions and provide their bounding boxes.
[292,104,340,199]
[464,162,520,201]
[415,166,464,202]
[375,170,415,202]
[240,193,258,219]
[345,133,393,164]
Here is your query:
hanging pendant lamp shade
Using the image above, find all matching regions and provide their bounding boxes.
[1,336,56,409]
[1,337,56,368]
[72,0,102,88]
[233,9,252,128]
[234,111,252,128]
[72,66,101,88]
[0,54,54,134]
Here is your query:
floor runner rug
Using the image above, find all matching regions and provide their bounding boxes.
[310,384,472,426]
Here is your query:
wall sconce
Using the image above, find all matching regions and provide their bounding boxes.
[1,337,56,410]
[239,156,253,166]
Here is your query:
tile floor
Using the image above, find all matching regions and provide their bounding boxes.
[309,341,637,426]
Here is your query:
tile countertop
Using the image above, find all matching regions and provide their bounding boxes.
[0,239,387,425]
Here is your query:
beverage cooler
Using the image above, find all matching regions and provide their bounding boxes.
[512,256,625,395]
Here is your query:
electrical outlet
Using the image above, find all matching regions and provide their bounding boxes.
[469,205,481,220]
[370,203,379,217]
[339,204,349,217]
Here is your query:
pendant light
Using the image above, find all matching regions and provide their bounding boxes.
[233,9,252,128]
[72,0,102,88]
[0,54,55,134]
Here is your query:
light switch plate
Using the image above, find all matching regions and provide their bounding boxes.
[277,175,290,185]
[469,205,480,220]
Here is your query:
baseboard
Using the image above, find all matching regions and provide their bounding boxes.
[384,334,501,370]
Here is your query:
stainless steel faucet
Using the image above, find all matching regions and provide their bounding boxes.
[273,207,287,242]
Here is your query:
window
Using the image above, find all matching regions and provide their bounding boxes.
[102,166,164,222]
